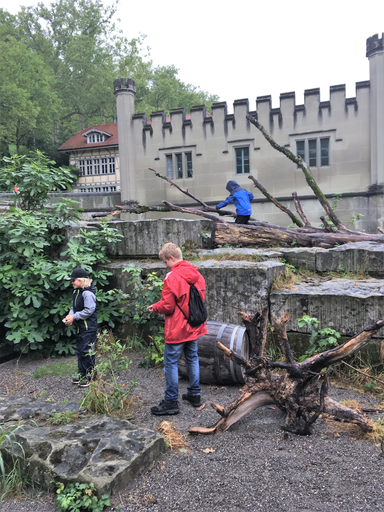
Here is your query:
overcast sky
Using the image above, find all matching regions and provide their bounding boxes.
[2,0,383,111]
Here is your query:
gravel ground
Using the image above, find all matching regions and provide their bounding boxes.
[1,352,384,512]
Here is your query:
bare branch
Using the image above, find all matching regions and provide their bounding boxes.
[248,175,303,227]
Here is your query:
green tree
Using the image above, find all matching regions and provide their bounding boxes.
[136,64,219,115]
[1,1,219,156]
[0,10,60,154]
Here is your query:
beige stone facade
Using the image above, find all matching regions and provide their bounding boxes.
[61,33,384,231]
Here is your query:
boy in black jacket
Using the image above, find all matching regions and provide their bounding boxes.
[63,268,97,387]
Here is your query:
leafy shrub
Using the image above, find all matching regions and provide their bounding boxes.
[0,152,128,354]
[56,482,110,512]
[297,315,341,361]
[122,265,165,365]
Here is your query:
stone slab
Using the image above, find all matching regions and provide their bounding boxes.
[199,248,283,260]
[101,219,206,257]
[315,242,384,275]
[280,247,325,271]
[0,397,165,495]
[270,278,384,336]
[103,259,284,325]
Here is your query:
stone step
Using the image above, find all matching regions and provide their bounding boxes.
[270,277,384,337]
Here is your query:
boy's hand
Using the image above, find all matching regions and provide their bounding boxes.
[63,315,74,325]
[147,305,154,312]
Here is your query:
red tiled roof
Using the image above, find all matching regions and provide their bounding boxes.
[58,124,118,151]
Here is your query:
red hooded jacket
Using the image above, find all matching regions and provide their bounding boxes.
[152,260,208,343]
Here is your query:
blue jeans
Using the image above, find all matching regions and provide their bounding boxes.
[164,339,200,402]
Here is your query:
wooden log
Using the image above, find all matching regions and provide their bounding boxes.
[213,222,384,248]
[178,320,249,384]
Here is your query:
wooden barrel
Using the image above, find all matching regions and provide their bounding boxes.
[178,320,249,385]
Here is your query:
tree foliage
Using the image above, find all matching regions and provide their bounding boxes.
[0,152,127,354]
[0,1,218,159]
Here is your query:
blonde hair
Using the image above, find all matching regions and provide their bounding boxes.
[159,243,182,261]
[77,278,93,289]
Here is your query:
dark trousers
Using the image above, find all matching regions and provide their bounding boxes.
[235,215,250,225]
[75,330,96,380]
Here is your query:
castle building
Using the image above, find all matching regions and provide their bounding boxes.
[59,33,384,232]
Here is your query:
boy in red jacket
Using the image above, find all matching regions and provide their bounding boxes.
[148,243,207,415]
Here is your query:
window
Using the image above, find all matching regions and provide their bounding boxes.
[296,140,305,164]
[108,157,115,173]
[87,132,105,144]
[78,160,85,175]
[320,138,330,166]
[308,139,317,167]
[101,158,108,173]
[185,152,193,178]
[94,187,101,192]
[175,154,183,179]
[296,138,330,167]
[166,155,173,179]
[165,152,193,179]
[93,159,100,174]
[235,147,249,174]
[86,160,92,175]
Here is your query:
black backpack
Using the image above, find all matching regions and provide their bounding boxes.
[177,283,208,327]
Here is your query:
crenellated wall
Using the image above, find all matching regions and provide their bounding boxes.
[127,78,372,227]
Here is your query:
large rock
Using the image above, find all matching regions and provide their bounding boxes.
[270,278,384,336]
[0,397,165,494]
[315,242,384,275]
[103,259,284,325]
[101,219,206,258]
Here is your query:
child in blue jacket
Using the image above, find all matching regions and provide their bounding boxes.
[216,180,254,224]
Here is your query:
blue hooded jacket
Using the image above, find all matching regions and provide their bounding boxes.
[216,180,254,216]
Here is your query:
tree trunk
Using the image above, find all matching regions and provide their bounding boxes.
[213,223,384,248]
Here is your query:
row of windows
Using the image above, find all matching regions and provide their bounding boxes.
[87,133,106,144]
[296,138,330,167]
[79,186,117,193]
[166,152,193,179]
[78,157,115,175]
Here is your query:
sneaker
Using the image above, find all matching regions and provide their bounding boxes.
[151,400,179,416]
[72,375,81,385]
[182,393,202,408]
[78,379,91,388]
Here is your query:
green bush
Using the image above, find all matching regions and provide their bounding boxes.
[0,152,128,354]
[56,482,110,512]
[122,265,165,365]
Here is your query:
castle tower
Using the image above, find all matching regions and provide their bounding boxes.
[367,33,384,185]
[114,78,136,202]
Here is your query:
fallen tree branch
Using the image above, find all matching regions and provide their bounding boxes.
[248,175,303,227]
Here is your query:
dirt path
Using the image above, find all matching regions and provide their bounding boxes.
[1,352,384,512]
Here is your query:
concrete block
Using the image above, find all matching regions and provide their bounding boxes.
[102,219,205,258]
[316,242,384,275]
[270,278,384,336]
[280,247,325,270]
[102,260,284,325]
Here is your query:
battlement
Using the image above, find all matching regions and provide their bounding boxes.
[114,78,136,95]
[367,33,384,58]
[132,81,370,136]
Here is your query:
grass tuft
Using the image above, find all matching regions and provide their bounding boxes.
[33,360,77,379]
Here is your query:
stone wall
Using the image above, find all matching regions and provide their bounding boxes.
[103,259,284,325]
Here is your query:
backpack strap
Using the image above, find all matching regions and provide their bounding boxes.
[172,270,190,321]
